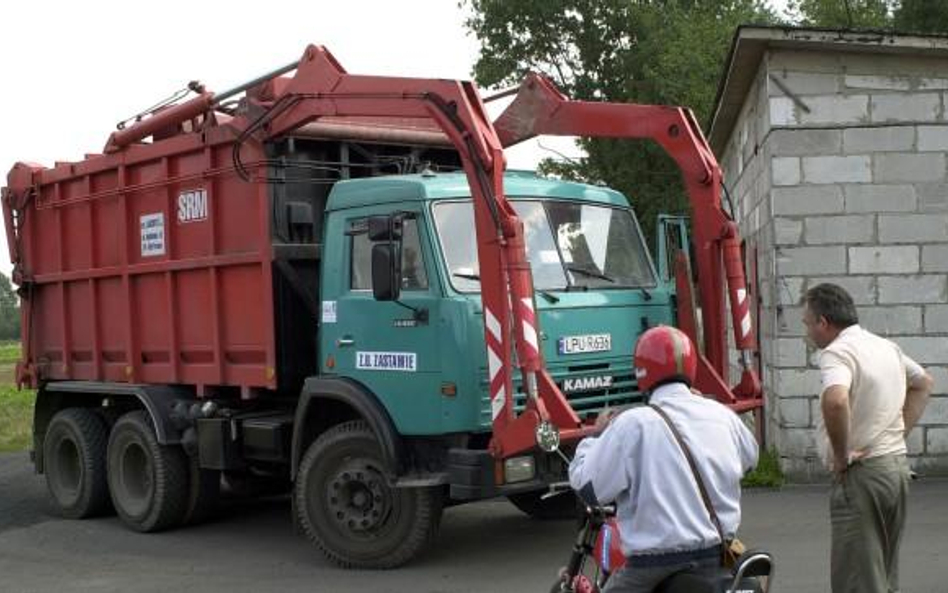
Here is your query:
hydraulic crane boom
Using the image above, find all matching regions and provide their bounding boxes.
[493,74,763,412]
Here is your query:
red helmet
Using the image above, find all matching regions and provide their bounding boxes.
[634,326,697,392]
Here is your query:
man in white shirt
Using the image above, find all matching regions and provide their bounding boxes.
[803,283,933,593]
[569,326,758,593]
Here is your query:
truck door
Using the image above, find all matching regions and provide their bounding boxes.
[656,214,691,285]
[656,214,702,349]
[320,208,443,434]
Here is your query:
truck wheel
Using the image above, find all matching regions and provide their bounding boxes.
[508,490,581,521]
[107,411,189,532]
[43,408,112,519]
[294,420,442,568]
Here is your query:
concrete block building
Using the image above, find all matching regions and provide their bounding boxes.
[709,26,948,478]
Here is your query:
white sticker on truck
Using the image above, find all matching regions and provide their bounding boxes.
[322,301,337,324]
[177,188,208,223]
[356,351,417,372]
[140,213,166,257]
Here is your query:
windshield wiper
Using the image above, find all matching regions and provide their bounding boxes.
[453,272,560,304]
[566,264,616,284]
[563,265,653,299]
[453,272,481,281]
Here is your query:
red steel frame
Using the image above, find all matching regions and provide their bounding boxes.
[2,45,762,459]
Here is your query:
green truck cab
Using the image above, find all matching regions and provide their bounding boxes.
[317,171,677,494]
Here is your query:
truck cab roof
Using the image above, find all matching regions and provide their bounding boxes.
[325,171,631,211]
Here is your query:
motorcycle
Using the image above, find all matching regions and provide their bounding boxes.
[533,423,774,593]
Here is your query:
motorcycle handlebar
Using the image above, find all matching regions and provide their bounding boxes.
[541,481,573,500]
[542,482,616,516]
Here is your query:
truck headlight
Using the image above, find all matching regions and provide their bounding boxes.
[504,456,536,483]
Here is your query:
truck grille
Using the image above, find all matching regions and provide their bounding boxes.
[478,359,645,427]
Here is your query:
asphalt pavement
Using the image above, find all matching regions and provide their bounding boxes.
[1,451,946,593]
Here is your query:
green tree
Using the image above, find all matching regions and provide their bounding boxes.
[789,0,948,32]
[464,1,775,246]
[0,274,20,341]
[787,0,893,28]
[893,0,948,33]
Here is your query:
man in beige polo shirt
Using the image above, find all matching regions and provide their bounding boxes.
[802,283,933,593]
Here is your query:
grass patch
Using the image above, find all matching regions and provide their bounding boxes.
[0,384,35,453]
[0,341,20,365]
[0,342,31,452]
[742,448,785,488]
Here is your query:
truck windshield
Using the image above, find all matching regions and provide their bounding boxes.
[432,199,655,293]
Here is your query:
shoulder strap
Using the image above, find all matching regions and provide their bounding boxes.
[648,403,726,544]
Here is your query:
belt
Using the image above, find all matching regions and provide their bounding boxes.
[628,545,721,567]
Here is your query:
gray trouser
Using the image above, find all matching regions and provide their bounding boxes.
[602,556,719,593]
[830,454,911,593]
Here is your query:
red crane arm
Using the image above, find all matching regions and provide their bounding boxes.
[493,74,762,409]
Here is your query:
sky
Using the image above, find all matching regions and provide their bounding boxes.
[0,0,791,276]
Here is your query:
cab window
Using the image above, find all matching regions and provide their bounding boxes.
[350,216,428,291]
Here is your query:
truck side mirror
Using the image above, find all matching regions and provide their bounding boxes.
[372,243,402,301]
[369,214,405,301]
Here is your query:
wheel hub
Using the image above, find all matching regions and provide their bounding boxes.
[327,460,389,533]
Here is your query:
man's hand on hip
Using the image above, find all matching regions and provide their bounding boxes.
[832,449,867,475]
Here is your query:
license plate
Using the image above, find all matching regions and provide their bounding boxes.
[558,333,612,355]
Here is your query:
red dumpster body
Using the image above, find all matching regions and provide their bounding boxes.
[8,134,278,392]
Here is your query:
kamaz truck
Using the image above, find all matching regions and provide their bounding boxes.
[1,45,762,568]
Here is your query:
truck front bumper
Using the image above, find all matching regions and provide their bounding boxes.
[446,447,571,500]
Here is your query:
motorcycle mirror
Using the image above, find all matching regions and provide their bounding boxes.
[535,421,561,453]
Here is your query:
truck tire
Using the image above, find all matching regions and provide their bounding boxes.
[508,490,581,521]
[43,408,112,519]
[294,420,442,568]
[107,411,189,532]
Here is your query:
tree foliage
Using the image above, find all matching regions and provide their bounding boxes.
[0,274,20,341]
[893,0,948,33]
[789,0,948,32]
[788,0,892,28]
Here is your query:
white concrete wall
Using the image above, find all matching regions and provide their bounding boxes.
[721,47,948,479]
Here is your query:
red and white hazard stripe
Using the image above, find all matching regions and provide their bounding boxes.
[736,288,752,339]
[518,297,540,357]
[485,307,507,421]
